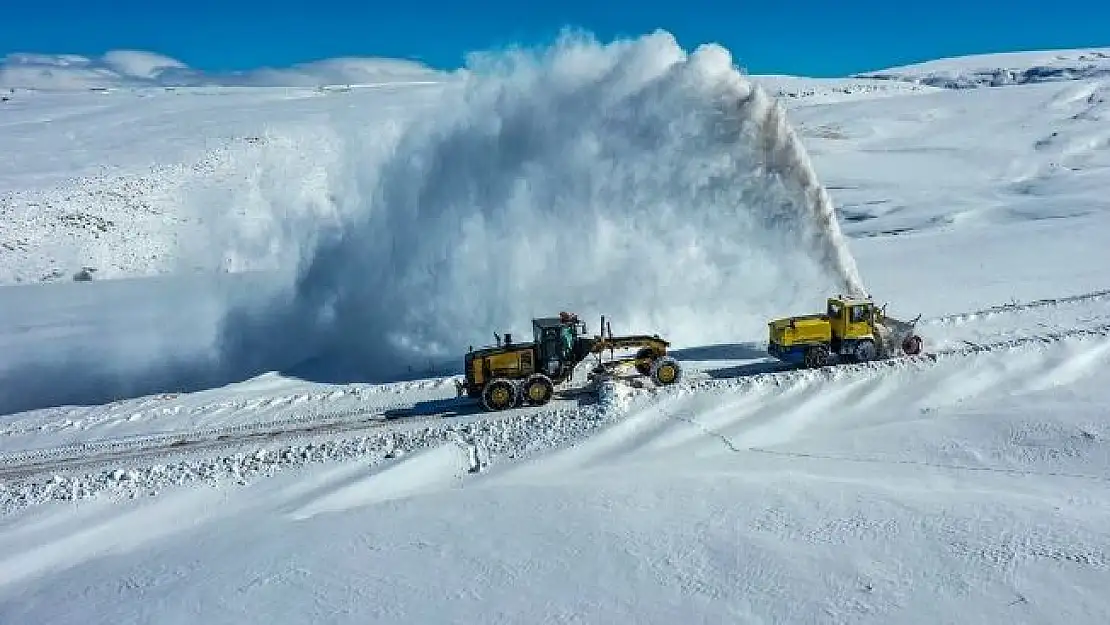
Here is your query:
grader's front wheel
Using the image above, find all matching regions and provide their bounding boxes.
[481,378,517,411]
[522,373,555,406]
[650,356,682,386]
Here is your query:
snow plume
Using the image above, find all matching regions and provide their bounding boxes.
[739,83,866,296]
[215,30,865,383]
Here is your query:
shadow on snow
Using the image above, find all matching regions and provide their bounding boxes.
[0,274,782,417]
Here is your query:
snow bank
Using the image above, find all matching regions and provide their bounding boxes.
[210,30,864,384]
[0,395,627,511]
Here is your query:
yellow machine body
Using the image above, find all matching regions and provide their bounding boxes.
[459,313,682,411]
[467,346,536,389]
[767,296,922,368]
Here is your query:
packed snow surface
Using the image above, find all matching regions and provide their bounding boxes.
[2,30,1110,624]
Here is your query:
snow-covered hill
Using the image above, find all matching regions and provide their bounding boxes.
[857,47,1110,88]
[0,50,445,90]
[2,33,1110,624]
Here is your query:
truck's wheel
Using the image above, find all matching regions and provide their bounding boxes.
[635,347,655,376]
[803,345,830,368]
[902,335,922,356]
[854,339,877,363]
[481,378,517,411]
[650,356,682,385]
[522,373,554,406]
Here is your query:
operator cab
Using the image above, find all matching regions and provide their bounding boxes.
[532,312,588,378]
[827,296,874,324]
[826,296,876,349]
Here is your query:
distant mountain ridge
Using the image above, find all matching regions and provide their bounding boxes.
[855,48,1110,89]
[3,45,1109,92]
[0,50,445,90]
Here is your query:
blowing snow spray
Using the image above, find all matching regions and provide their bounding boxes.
[733,78,867,297]
[206,30,872,381]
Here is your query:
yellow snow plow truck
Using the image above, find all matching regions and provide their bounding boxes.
[767,295,923,368]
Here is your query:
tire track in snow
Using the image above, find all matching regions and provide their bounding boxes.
[0,396,609,511]
[0,378,453,439]
[923,288,1110,326]
[0,404,408,480]
[0,388,598,482]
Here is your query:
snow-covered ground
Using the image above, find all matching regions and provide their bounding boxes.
[2,32,1110,623]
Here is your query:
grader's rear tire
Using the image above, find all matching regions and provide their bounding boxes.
[481,378,517,411]
[650,356,682,386]
[522,373,555,406]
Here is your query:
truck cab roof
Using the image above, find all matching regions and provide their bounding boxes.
[829,295,874,307]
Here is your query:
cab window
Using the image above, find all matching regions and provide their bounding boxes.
[827,302,842,319]
[850,305,870,323]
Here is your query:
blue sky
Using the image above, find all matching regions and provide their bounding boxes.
[2,0,1108,76]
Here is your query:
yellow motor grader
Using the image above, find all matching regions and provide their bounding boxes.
[456,312,682,411]
[767,295,923,368]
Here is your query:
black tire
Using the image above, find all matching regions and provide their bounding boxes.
[635,347,655,376]
[902,334,922,355]
[481,378,517,411]
[650,356,682,385]
[521,373,555,406]
[854,339,877,363]
[803,345,830,368]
